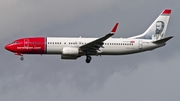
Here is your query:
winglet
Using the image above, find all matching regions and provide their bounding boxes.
[110,23,119,34]
[161,9,171,15]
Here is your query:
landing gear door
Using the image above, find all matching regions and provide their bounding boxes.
[139,40,143,49]
[24,39,29,47]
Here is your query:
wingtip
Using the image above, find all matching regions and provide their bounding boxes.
[169,36,174,38]
[111,23,119,33]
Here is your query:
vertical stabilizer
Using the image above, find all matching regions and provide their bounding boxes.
[129,9,171,41]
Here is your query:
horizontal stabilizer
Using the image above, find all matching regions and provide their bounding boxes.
[153,36,173,44]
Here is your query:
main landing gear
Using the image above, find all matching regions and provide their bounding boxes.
[86,55,92,63]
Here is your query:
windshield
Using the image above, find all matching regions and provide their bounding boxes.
[12,41,18,44]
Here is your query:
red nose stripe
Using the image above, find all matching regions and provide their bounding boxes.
[18,37,46,54]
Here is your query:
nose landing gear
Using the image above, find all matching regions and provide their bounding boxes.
[20,56,24,61]
[15,53,24,61]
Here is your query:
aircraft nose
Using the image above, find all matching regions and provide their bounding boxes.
[5,44,11,51]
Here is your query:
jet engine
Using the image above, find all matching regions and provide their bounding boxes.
[61,47,79,59]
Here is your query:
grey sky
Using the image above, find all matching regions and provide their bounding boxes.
[0,0,180,101]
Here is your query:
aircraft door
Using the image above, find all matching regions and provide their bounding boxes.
[24,39,29,47]
[73,41,79,47]
[138,40,143,49]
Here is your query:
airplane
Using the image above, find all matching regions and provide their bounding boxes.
[5,9,173,63]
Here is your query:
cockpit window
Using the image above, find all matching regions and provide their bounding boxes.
[12,41,18,44]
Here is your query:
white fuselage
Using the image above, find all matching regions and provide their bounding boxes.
[46,37,164,55]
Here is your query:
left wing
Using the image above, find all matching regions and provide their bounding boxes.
[80,23,118,55]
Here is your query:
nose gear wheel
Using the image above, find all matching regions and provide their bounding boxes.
[20,56,24,61]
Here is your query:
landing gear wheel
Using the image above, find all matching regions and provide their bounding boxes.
[20,57,24,61]
[86,56,92,63]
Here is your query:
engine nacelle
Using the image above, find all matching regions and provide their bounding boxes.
[62,47,79,56]
[61,47,79,59]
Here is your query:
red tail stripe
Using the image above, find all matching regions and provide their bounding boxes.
[162,9,171,15]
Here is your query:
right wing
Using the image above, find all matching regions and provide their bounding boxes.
[80,23,118,55]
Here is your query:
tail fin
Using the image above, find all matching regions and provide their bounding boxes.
[129,9,171,41]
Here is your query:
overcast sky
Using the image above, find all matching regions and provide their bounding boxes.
[0,0,180,101]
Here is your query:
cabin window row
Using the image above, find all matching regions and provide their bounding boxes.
[47,42,133,45]
[48,42,62,44]
[104,43,133,45]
